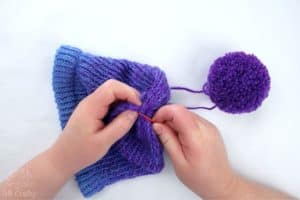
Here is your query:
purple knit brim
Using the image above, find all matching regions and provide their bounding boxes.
[52,46,170,197]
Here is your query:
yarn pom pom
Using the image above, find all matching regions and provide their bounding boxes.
[204,52,270,114]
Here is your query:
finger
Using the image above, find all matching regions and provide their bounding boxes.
[98,110,138,148]
[153,123,186,166]
[186,109,217,128]
[85,79,142,118]
[153,104,199,139]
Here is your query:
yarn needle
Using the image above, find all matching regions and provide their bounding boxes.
[137,112,155,123]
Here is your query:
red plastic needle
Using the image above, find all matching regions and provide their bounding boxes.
[137,112,155,123]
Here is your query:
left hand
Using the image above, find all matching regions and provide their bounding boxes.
[49,79,141,176]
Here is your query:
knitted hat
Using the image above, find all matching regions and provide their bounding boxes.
[53,45,270,197]
[52,46,170,197]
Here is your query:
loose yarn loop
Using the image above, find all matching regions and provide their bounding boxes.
[138,82,216,122]
[53,46,170,197]
[170,83,217,111]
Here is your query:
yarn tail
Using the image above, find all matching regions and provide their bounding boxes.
[170,86,205,94]
[186,105,217,110]
[170,85,216,111]
[137,85,216,124]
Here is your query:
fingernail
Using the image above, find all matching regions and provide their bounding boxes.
[137,99,142,106]
[153,123,162,135]
[126,111,138,121]
[135,91,142,105]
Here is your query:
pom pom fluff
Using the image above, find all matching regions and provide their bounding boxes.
[204,52,270,114]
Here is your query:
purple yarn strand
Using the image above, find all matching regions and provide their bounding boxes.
[170,86,216,111]
[170,86,204,93]
[186,105,217,110]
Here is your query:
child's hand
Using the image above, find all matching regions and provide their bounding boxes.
[49,79,141,176]
[152,105,236,199]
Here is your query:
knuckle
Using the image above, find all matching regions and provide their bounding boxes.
[204,119,218,133]
[124,111,138,123]
[154,104,188,123]
[103,79,117,88]
[210,125,220,138]
[167,104,187,119]
[168,104,185,110]
[210,123,218,132]
[77,98,89,110]
[194,114,217,130]
[168,104,186,114]
[95,138,110,151]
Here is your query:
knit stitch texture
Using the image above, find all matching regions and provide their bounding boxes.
[52,45,170,197]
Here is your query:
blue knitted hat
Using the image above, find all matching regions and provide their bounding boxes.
[52,46,170,197]
[53,45,270,197]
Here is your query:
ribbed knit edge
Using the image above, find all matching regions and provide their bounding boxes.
[52,45,82,128]
[52,45,168,198]
[75,146,151,197]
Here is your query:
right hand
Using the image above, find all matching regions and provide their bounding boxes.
[152,105,237,199]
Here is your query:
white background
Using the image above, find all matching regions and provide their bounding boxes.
[0,0,299,199]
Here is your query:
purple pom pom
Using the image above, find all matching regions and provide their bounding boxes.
[204,52,270,114]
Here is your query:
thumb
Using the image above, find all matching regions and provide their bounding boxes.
[98,110,138,147]
[153,123,186,166]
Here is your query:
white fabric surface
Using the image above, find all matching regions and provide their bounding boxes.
[0,0,299,199]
